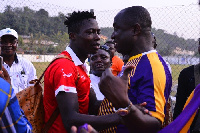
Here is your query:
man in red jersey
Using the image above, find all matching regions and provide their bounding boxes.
[43,11,122,133]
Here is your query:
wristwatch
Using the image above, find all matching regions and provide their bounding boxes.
[114,101,133,116]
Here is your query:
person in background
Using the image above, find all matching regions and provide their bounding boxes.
[151,32,172,73]
[0,66,32,133]
[0,28,37,93]
[90,45,150,132]
[99,6,172,133]
[90,45,112,100]
[104,41,124,76]
[173,38,200,132]
[43,11,122,133]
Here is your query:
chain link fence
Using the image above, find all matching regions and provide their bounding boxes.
[0,0,199,95]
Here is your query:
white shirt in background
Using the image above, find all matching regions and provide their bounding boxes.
[90,74,104,100]
[3,55,37,93]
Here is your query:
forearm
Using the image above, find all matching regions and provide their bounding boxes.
[89,87,102,115]
[122,105,161,133]
[63,112,121,132]
[89,100,102,115]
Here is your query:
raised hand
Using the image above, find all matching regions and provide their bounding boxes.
[99,65,135,109]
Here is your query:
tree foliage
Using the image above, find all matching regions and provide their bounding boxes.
[0,6,198,56]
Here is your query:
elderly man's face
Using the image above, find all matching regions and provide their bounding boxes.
[111,11,134,56]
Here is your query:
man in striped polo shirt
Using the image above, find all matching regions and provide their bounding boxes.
[99,6,172,133]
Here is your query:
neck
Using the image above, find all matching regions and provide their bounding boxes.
[92,70,103,77]
[2,54,16,67]
[129,38,153,57]
[69,44,88,63]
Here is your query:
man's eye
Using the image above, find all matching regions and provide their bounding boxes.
[91,56,97,61]
[97,30,101,35]
[87,31,93,34]
[101,56,108,59]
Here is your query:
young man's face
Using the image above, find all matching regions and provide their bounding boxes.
[111,12,133,56]
[75,18,100,55]
[0,35,17,57]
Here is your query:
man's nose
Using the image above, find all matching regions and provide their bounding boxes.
[96,57,102,62]
[94,33,100,41]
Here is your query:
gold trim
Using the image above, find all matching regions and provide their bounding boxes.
[0,85,12,118]
[1,114,23,129]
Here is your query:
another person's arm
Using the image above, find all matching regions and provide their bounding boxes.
[56,92,121,132]
[88,87,102,115]
[71,123,98,133]
[54,62,121,132]
[0,66,11,84]
[26,60,37,86]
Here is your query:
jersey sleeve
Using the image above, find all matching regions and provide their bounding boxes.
[48,59,79,96]
[129,55,167,123]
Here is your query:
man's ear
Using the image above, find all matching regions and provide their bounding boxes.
[16,40,18,47]
[131,23,141,36]
[69,33,76,40]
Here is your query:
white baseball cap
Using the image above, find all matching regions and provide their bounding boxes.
[0,28,18,39]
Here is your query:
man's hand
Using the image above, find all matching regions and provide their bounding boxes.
[0,66,11,84]
[71,124,98,133]
[99,65,135,109]
[135,102,152,116]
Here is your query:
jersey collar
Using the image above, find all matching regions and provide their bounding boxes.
[65,46,83,66]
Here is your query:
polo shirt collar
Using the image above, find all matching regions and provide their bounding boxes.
[14,53,18,63]
[65,46,83,66]
[2,53,18,65]
[65,46,90,74]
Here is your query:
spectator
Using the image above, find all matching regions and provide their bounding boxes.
[0,67,32,133]
[99,6,172,133]
[0,28,37,93]
[104,41,124,76]
[43,11,122,133]
[151,32,172,73]
[173,38,200,132]
[151,32,157,49]
[90,45,112,100]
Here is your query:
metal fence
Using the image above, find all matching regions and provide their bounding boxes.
[1,0,200,93]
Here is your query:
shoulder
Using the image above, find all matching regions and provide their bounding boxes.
[113,56,122,61]
[180,65,194,75]
[112,56,124,65]
[182,65,194,71]
[17,56,35,67]
[0,77,11,91]
[46,57,77,76]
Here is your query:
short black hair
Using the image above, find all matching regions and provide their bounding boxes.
[99,45,112,62]
[64,11,96,34]
[100,45,111,55]
[121,6,152,30]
